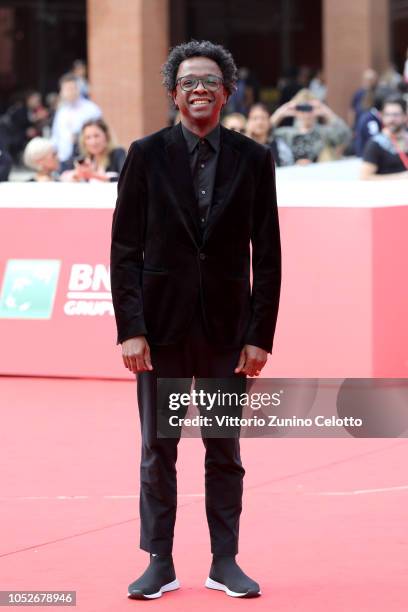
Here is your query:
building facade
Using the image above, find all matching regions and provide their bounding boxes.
[0,0,407,147]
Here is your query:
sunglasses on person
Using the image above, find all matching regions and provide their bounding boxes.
[176,74,224,92]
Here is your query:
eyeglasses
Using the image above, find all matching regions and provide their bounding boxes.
[176,75,224,92]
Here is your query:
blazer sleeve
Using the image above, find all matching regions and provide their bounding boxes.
[244,147,282,353]
[110,142,148,344]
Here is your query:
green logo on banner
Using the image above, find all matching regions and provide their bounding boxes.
[0,259,61,319]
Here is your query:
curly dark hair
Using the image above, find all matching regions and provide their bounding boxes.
[161,40,238,97]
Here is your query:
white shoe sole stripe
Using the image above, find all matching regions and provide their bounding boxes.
[128,578,180,599]
[205,577,261,597]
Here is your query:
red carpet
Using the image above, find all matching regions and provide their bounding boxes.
[1,376,407,610]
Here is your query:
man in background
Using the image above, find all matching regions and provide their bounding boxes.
[51,73,101,167]
[361,96,408,179]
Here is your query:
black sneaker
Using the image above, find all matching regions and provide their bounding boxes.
[128,553,180,600]
[205,555,261,598]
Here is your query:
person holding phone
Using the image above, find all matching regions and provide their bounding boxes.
[270,89,351,164]
[61,119,126,182]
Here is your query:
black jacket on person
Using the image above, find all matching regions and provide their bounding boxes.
[110,121,281,353]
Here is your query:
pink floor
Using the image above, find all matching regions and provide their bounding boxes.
[1,376,407,611]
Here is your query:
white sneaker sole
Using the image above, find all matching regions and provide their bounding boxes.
[128,578,180,599]
[205,577,261,597]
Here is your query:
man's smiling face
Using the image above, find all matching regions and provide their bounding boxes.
[171,56,228,126]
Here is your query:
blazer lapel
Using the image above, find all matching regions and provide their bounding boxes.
[203,126,241,243]
[164,122,202,246]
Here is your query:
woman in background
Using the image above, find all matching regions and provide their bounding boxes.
[246,103,294,166]
[62,119,126,182]
[23,137,59,181]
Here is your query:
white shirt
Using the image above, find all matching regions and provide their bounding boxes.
[51,97,102,162]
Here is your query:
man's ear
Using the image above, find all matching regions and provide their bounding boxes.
[168,90,178,109]
[224,87,230,106]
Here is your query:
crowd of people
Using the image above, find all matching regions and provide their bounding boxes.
[0,53,408,183]
[218,59,408,178]
[0,59,126,183]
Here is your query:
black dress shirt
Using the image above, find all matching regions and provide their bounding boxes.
[181,122,220,231]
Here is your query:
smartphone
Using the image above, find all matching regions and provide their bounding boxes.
[295,103,313,112]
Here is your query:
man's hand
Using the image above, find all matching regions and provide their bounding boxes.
[121,336,153,373]
[234,344,268,377]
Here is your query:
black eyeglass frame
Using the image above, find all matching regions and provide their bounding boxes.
[175,75,224,92]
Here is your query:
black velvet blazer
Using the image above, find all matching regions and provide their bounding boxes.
[110,121,281,353]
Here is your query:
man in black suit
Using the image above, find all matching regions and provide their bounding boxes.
[110,40,281,600]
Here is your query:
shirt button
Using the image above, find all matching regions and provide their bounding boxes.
[201,190,206,195]
[200,163,205,168]
[199,253,206,260]
[201,217,205,223]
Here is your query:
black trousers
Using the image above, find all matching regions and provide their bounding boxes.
[136,304,246,555]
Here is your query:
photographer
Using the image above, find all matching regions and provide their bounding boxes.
[270,89,351,164]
